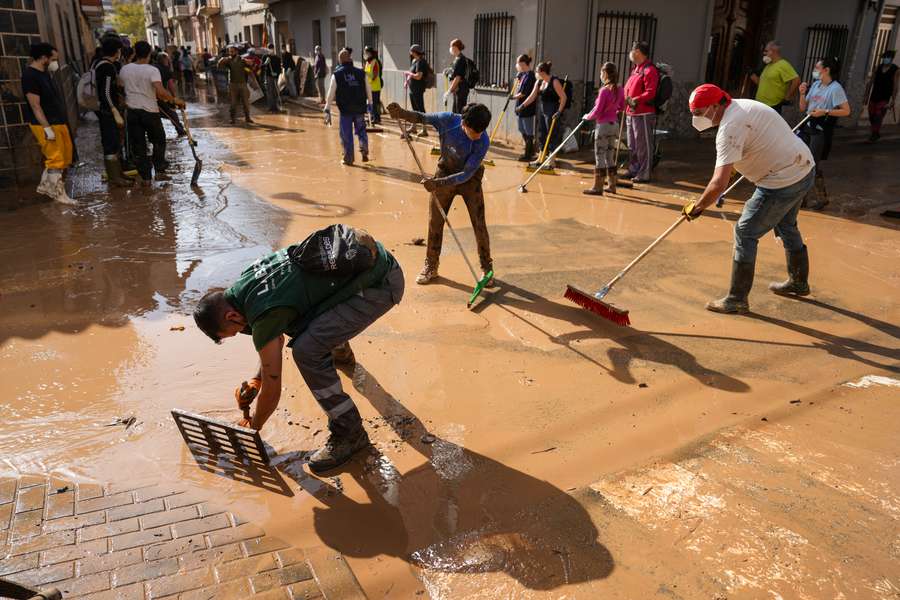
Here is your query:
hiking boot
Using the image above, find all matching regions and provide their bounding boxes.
[604,167,617,194]
[583,168,604,196]
[706,261,755,314]
[36,169,53,197]
[416,261,438,285]
[769,245,810,297]
[307,429,370,475]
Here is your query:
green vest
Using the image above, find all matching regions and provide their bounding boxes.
[224,242,394,338]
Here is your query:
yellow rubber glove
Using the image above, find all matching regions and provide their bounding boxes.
[682,201,703,221]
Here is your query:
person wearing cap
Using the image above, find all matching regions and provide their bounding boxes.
[404,44,430,137]
[683,83,816,314]
[363,46,383,125]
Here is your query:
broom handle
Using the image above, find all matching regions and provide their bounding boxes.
[603,215,687,292]
[612,109,626,170]
[520,118,587,189]
[488,77,519,143]
[400,120,481,284]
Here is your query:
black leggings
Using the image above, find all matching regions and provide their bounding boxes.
[97,110,121,156]
[409,90,425,113]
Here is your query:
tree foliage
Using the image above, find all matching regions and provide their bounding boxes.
[108,0,145,41]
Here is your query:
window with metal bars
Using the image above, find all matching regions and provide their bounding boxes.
[801,24,848,82]
[870,6,896,74]
[362,24,380,54]
[410,18,436,64]
[473,12,515,89]
[590,11,657,93]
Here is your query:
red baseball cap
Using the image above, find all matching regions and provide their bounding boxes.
[689,84,731,111]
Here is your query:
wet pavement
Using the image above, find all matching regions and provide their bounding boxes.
[1,87,898,598]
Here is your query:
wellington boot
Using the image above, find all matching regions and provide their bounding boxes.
[46,171,76,205]
[706,261,755,314]
[517,136,536,162]
[769,245,810,296]
[36,169,53,198]
[583,169,604,196]
[604,167,617,194]
[104,156,132,187]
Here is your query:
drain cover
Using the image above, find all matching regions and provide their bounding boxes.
[172,409,270,465]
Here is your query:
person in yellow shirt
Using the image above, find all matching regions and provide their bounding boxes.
[364,46,383,124]
[752,41,800,114]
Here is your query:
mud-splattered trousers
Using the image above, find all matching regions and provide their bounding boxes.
[733,168,815,264]
[291,263,404,437]
[427,167,493,272]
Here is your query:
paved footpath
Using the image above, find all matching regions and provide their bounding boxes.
[0,475,366,599]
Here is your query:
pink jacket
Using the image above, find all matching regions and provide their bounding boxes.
[624,60,658,115]
[585,85,625,123]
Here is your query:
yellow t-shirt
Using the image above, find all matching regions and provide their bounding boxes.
[755,58,799,107]
[365,60,382,92]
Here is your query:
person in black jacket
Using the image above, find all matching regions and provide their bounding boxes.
[281,44,298,97]
[324,49,372,165]
[405,44,430,137]
[94,36,132,186]
[446,38,470,113]
[512,54,536,161]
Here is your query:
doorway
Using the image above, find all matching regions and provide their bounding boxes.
[705,0,779,97]
[331,15,346,65]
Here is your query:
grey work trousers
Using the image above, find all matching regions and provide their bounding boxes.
[291,264,405,437]
[626,113,656,180]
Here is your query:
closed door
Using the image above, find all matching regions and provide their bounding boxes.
[331,15,346,65]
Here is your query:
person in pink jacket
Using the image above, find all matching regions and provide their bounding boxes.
[623,41,658,183]
[583,62,625,195]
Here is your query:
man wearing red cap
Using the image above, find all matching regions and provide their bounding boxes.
[682,83,815,314]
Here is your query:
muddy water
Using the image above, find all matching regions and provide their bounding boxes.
[1,96,898,598]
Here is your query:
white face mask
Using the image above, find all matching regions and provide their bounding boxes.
[812,70,821,80]
[762,55,772,64]
[48,60,59,72]
[692,107,714,132]
[628,51,636,64]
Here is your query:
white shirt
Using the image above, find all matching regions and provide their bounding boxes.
[119,62,162,113]
[715,98,813,189]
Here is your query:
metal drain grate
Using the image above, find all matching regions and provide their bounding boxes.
[172,409,271,465]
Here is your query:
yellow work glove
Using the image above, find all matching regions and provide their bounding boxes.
[682,201,703,221]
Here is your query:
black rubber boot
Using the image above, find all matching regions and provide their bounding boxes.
[769,245,810,296]
[307,428,370,475]
[706,261,755,314]
[517,136,535,162]
[104,155,132,187]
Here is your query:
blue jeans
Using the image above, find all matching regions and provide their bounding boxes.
[517,114,534,137]
[339,113,368,161]
[733,168,815,264]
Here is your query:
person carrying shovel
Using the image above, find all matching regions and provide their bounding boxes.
[386,101,494,286]
[192,225,404,475]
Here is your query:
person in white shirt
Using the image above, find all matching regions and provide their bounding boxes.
[682,84,815,314]
[119,40,184,184]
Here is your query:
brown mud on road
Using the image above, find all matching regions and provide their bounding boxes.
[1,97,898,598]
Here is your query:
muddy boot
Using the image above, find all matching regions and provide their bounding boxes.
[46,171,76,205]
[104,155,132,187]
[417,127,428,138]
[806,172,829,210]
[331,341,356,375]
[517,136,535,162]
[769,245,810,297]
[706,261,755,314]
[604,167,617,194]
[416,260,438,285]
[307,428,370,475]
[36,168,53,198]
[361,151,369,163]
[583,168,604,196]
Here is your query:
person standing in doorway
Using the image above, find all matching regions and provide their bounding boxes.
[446,38,471,113]
[516,61,567,169]
[751,41,800,115]
[405,44,430,136]
[623,41,658,183]
[119,40,185,184]
[867,50,898,143]
[582,62,625,195]
[797,57,851,211]
[364,46,383,125]
[512,54,537,162]
[218,45,254,125]
[314,45,328,104]
[324,48,372,165]
[282,44,298,98]
[23,42,75,204]
[262,44,282,113]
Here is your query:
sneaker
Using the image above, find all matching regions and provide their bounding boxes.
[416,262,438,285]
[307,429,370,475]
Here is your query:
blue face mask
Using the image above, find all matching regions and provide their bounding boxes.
[812,70,821,80]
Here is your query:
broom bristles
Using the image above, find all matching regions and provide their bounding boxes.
[564,285,630,326]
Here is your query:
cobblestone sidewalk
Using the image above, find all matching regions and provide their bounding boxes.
[0,476,365,599]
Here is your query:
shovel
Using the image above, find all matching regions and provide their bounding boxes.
[180,107,202,186]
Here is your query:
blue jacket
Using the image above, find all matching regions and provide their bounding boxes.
[333,64,367,115]
[425,112,489,186]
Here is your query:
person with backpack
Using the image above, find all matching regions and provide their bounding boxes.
[623,41,658,183]
[404,44,431,136]
[324,48,372,165]
[446,38,476,113]
[516,61,567,169]
[282,44,298,98]
[192,225,404,475]
[512,54,537,161]
[582,62,625,195]
[363,46,383,125]
[92,36,132,187]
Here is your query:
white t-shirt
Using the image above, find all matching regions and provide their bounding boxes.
[715,98,813,189]
[119,62,161,113]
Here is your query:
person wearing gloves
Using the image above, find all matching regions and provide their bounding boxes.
[324,49,372,165]
[363,46,383,125]
[512,54,537,162]
[386,101,494,286]
[682,84,815,315]
[516,61,567,168]
[22,43,75,204]
[446,39,471,113]
[582,61,625,195]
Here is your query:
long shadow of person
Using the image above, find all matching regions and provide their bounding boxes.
[287,365,615,591]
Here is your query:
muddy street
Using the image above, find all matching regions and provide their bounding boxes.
[1,94,898,599]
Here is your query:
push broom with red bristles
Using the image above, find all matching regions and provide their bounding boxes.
[565,214,690,326]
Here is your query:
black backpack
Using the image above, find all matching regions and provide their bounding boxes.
[464,56,480,88]
[288,224,376,276]
[562,77,574,110]
[652,63,673,113]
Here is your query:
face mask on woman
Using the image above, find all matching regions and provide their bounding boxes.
[882,58,892,65]
[812,69,821,80]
